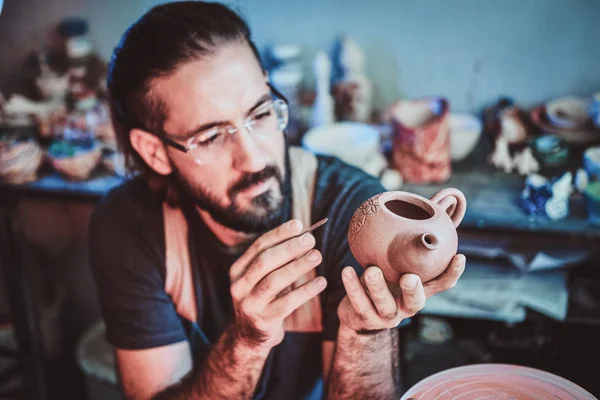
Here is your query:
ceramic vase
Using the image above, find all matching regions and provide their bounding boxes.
[388,97,451,183]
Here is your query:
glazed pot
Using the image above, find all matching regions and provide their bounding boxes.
[348,188,466,283]
[388,97,451,184]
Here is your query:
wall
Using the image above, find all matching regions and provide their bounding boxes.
[1,0,599,113]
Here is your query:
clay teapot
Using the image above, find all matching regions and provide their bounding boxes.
[348,188,467,284]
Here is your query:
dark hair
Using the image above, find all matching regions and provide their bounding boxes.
[107,1,263,203]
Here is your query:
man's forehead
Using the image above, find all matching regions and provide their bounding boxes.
[154,43,267,133]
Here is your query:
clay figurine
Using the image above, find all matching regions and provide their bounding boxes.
[575,168,589,193]
[489,135,512,173]
[348,188,467,284]
[512,146,539,176]
[332,36,372,122]
[35,50,69,100]
[308,50,335,128]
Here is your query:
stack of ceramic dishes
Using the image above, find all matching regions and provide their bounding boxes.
[530,96,600,145]
[0,135,44,184]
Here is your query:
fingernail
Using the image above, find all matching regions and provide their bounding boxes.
[402,275,418,290]
[367,269,382,283]
[316,276,327,288]
[342,268,354,279]
[300,233,314,247]
[307,250,320,261]
[288,219,302,232]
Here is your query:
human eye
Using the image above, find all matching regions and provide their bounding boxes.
[190,128,222,148]
[251,103,275,125]
[253,108,273,120]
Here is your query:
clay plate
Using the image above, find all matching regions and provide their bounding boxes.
[530,105,600,146]
[401,363,596,400]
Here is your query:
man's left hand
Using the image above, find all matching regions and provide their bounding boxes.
[337,254,466,333]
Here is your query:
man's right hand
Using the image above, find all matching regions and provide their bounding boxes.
[228,219,327,350]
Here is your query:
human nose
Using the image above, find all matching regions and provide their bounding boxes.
[230,123,268,172]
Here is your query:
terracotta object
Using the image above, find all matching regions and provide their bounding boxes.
[348,188,466,283]
[388,97,451,184]
[483,97,534,144]
[401,363,597,400]
[530,105,600,146]
[497,105,528,144]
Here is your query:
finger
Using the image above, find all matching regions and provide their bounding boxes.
[363,267,397,320]
[398,274,426,316]
[423,254,465,298]
[238,231,316,294]
[342,267,378,322]
[252,249,322,304]
[230,219,303,281]
[266,276,327,319]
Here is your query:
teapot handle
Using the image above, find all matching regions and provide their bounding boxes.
[430,188,467,227]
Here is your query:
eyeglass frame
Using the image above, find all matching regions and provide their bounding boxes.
[148,83,289,157]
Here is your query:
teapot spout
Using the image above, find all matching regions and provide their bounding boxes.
[420,233,440,250]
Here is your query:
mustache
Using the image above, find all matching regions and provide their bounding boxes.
[228,165,281,197]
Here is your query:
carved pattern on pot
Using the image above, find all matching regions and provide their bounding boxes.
[348,193,381,245]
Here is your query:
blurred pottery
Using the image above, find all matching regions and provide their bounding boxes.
[0,137,43,184]
[47,139,102,181]
[388,97,451,183]
[302,121,384,176]
[448,113,482,161]
[483,97,530,145]
[545,96,590,130]
[530,105,600,146]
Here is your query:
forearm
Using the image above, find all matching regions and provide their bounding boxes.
[327,325,400,400]
[153,325,270,400]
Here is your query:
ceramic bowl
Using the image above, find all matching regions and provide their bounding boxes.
[545,96,590,129]
[448,113,482,161]
[302,121,381,169]
[47,139,102,181]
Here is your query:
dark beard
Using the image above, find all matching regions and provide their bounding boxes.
[171,151,291,234]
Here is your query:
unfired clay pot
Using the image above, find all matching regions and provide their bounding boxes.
[348,188,467,284]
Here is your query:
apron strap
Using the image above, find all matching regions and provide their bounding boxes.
[284,147,322,333]
[163,202,198,323]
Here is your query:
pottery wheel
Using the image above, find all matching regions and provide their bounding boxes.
[400,364,596,400]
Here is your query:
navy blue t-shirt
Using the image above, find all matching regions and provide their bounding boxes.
[89,153,386,399]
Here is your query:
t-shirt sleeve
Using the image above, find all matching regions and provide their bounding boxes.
[88,196,187,350]
[320,176,385,341]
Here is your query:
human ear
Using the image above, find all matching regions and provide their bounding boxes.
[130,128,172,175]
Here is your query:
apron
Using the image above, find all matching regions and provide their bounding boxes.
[161,147,321,399]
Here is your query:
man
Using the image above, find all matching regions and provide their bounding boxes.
[89,2,465,399]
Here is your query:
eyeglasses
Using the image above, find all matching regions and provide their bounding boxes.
[154,84,289,165]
